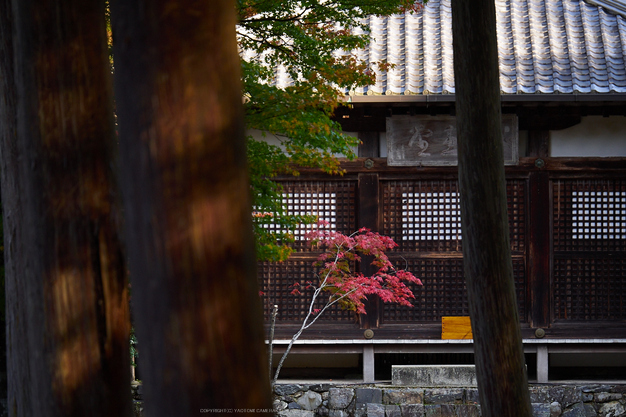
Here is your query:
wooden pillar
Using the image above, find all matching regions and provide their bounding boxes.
[358,173,381,329]
[528,170,551,328]
[536,345,549,383]
[363,345,375,383]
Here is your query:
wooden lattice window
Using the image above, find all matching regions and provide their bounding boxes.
[380,178,527,322]
[382,179,527,252]
[553,179,626,252]
[554,258,626,320]
[258,179,357,323]
[400,191,462,242]
[258,192,339,238]
[382,258,527,323]
[259,260,357,323]
[571,191,626,240]
[382,180,462,252]
[553,179,626,321]
[267,180,357,251]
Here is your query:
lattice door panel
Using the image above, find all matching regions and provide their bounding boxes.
[381,179,527,252]
[507,179,527,252]
[553,179,626,252]
[554,257,626,320]
[382,258,527,322]
[259,260,357,323]
[263,180,357,251]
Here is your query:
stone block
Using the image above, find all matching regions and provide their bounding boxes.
[423,402,480,417]
[595,393,622,403]
[562,387,584,408]
[297,391,322,411]
[424,404,443,417]
[274,400,288,411]
[439,404,457,417]
[582,386,613,394]
[609,385,626,395]
[465,389,480,404]
[317,406,330,417]
[549,386,583,408]
[356,388,383,406]
[583,403,598,417]
[401,404,425,417]
[384,389,424,405]
[456,404,481,417]
[393,365,477,387]
[328,388,354,409]
[277,410,315,417]
[532,403,551,417]
[530,387,551,404]
[275,384,304,396]
[329,411,349,417]
[550,401,562,417]
[366,403,385,417]
[424,388,464,405]
[309,384,331,392]
[598,401,625,417]
[562,402,587,417]
[385,404,402,417]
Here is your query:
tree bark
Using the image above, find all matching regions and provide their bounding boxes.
[0,0,15,405]
[1,0,132,416]
[451,0,533,415]
[110,1,272,415]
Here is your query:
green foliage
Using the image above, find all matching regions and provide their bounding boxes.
[130,326,138,367]
[237,0,424,260]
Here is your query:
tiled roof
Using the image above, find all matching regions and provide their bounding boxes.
[340,0,626,95]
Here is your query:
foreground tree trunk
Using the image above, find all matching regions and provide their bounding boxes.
[0,0,132,416]
[451,0,533,415]
[110,1,272,415]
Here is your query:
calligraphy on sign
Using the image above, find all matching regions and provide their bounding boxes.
[386,115,519,166]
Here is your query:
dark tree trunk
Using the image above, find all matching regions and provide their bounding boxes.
[451,0,533,415]
[0,0,132,416]
[110,1,272,415]
[0,0,15,405]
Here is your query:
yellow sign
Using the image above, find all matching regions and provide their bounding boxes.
[442,316,473,340]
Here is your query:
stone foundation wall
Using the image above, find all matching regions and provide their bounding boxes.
[272,383,626,417]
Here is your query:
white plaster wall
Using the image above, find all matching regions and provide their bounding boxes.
[248,129,285,149]
[550,116,626,157]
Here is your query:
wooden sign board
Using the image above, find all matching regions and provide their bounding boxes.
[386,115,519,166]
[442,316,473,340]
